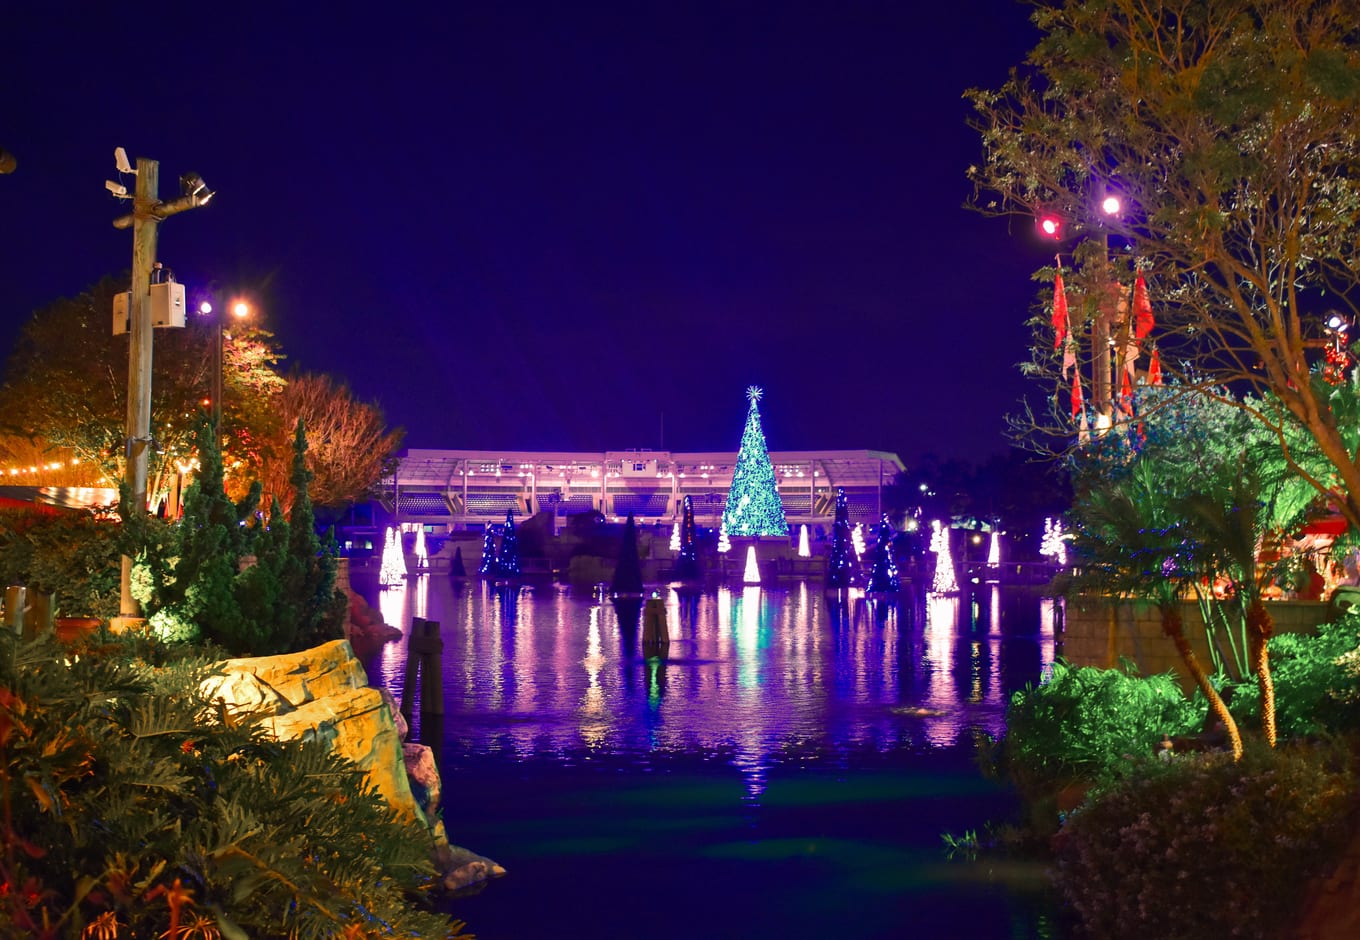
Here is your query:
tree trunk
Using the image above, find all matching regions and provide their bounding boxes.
[1162,603,1243,761]
[1247,600,1277,747]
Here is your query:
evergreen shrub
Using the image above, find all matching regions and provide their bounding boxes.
[1053,741,1356,940]
[0,629,471,939]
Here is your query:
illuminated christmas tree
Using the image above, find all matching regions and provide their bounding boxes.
[826,487,856,589]
[413,525,428,571]
[722,386,788,537]
[865,515,900,595]
[798,524,810,558]
[477,525,496,576]
[930,520,958,594]
[743,545,761,584]
[379,526,406,587]
[494,510,521,579]
[676,495,701,580]
[717,523,731,553]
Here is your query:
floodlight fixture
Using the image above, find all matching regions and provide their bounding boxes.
[179,172,214,204]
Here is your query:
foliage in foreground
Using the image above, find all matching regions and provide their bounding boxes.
[0,629,471,939]
[1054,741,1357,940]
[1230,609,1360,740]
[989,658,1205,809]
[0,507,122,620]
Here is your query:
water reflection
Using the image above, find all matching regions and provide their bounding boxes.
[358,579,1056,774]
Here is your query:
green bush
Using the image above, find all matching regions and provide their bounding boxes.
[0,507,123,619]
[0,629,470,939]
[991,658,1205,808]
[1228,611,1360,738]
[1053,741,1357,940]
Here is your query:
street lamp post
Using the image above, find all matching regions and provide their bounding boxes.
[199,300,249,430]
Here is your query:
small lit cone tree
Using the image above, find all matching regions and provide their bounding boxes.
[379,526,406,587]
[717,523,731,554]
[865,515,900,595]
[930,521,958,595]
[478,525,496,576]
[413,525,428,571]
[826,487,856,590]
[676,495,701,581]
[722,386,788,537]
[494,510,521,579]
[743,545,761,585]
[611,513,645,597]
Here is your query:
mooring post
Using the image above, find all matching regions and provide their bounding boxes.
[401,616,444,718]
[642,595,668,650]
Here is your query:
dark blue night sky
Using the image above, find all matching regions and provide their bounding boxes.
[1,1,1046,465]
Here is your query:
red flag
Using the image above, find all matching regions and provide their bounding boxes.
[1148,346,1162,385]
[1053,267,1069,351]
[1071,368,1084,418]
[1120,368,1134,416]
[1133,272,1154,339]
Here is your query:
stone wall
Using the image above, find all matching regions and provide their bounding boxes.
[1061,597,1333,686]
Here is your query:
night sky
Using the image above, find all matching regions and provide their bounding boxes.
[1,2,1045,467]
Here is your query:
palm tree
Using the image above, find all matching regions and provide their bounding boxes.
[1067,458,1244,760]
[1181,466,1280,747]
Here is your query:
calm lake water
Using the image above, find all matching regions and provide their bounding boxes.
[352,574,1065,939]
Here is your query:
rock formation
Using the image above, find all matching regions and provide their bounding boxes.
[203,639,504,893]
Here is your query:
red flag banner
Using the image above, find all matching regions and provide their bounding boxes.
[1133,272,1154,339]
[1071,368,1084,418]
[1053,268,1069,351]
[1120,368,1134,416]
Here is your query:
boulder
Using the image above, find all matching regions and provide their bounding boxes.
[206,640,504,892]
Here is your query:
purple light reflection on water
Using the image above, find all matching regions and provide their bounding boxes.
[359,577,1058,782]
[354,575,1066,939]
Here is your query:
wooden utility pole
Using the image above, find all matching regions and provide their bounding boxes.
[111,155,213,622]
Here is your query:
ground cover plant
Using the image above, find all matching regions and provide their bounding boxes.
[987,658,1205,827]
[0,628,472,939]
[1229,609,1360,740]
[1052,740,1357,940]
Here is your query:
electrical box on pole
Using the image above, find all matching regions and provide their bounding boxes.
[112,282,187,335]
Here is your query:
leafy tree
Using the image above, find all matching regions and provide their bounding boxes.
[1065,382,1317,751]
[967,0,1360,529]
[254,372,404,514]
[0,277,285,507]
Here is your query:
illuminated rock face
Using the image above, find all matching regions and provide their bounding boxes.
[207,640,417,817]
[205,639,505,891]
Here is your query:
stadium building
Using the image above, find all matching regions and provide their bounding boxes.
[380,447,905,533]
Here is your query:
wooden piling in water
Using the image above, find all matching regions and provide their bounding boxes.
[401,617,444,718]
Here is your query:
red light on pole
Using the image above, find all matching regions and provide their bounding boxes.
[1037,214,1063,239]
